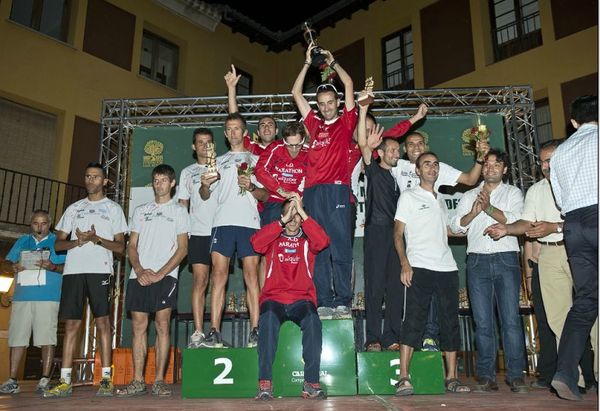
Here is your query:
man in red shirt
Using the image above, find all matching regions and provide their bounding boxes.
[250,195,330,400]
[292,44,357,319]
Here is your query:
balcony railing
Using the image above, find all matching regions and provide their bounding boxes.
[0,167,87,227]
[493,12,542,61]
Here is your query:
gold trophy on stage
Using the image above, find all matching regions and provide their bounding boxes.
[302,21,327,67]
[205,142,219,179]
[357,77,375,106]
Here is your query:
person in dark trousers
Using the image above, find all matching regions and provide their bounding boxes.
[250,194,330,400]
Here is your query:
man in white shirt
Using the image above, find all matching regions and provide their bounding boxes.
[177,128,219,348]
[393,152,469,396]
[485,139,597,392]
[385,130,489,351]
[450,149,527,393]
[200,112,269,348]
[44,163,128,398]
[116,164,189,398]
[548,95,598,401]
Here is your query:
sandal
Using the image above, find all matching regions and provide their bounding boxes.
[445,378,471,393]
[395,377,414,396]
[151,380,172,397]
[115,380,146,397]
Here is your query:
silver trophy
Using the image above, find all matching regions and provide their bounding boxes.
[303,21,327,67]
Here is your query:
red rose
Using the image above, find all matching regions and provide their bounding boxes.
[471,127,478,134]
[239,162,248,171]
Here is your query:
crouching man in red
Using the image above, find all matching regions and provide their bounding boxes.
[250,194,330,400]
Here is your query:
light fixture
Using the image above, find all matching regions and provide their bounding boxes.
[0,273,14,294]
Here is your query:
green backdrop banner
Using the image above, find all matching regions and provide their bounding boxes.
[121,114,505,347]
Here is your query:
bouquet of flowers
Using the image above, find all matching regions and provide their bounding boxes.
[320,63,337,83]
[237,159,255,195]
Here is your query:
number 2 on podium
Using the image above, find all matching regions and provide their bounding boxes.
[214,358,234,385]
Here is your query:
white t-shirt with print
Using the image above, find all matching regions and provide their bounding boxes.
[129,199,190,279]
[177,162,218,236]
[211,151,263,229]
[56,197,128,275]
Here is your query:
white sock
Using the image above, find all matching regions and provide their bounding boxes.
[60,368,72,384]
[102,367,112,379]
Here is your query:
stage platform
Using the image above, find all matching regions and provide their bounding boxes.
[0,378,596,411]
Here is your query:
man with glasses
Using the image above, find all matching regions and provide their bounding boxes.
[256,122,309,234]
[1,210,65,395]
[291,44,357,319]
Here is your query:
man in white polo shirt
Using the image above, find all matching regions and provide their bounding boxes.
[116,164,189,398]
[393,152,469,396]
[44,162,128,398]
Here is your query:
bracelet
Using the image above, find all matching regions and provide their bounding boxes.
[304,61,311,66]
[279,219,287,228]
[248,183,256,192]
[526,276,532,279]
[486,205,495,215]
[329,60,337,69]
[476,159,484,165]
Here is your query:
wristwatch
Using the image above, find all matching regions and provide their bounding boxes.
[556,223,563,233]
[95,238,103,246]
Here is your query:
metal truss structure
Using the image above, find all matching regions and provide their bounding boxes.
[96,85,539,357]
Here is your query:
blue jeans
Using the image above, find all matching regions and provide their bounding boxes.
[467,252,526,382]
[554,204,598,392]
[258,300,322,383]
[304,184,353,307]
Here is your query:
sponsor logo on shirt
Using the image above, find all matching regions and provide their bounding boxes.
[418,204,430,210]
[284,248,296,254]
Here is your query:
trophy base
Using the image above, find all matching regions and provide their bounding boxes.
[311,53,327,67]
[205,171,220,179]
[357,94,375,106]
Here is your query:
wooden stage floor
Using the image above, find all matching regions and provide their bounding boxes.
[0,377,596,411]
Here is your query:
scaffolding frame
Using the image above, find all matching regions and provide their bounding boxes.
[95,85,539,361]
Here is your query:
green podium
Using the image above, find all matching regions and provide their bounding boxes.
[357,351,445,395]
[182,348,258,398]
[272,319,357,396]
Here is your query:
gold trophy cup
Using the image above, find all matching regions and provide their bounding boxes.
[205,142,219,179]
[357,77,375,106]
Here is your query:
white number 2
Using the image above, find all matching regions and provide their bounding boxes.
[213,357,234,385]
[389,358,400,386]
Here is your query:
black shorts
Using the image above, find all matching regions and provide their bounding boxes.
[125,276,178,313]
[188,235,211,265]
[59,274,112,320]
[399,267,460,351]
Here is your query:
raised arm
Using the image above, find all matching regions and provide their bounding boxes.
[224,64,241,114]
[357,98,383,166]
[291,44,316,118]
[322,49,354,111]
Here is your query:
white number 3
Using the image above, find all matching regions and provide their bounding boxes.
[213,357,234,385]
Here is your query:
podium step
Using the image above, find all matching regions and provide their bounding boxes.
[273,319,356,396]
[357,351,445,395]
